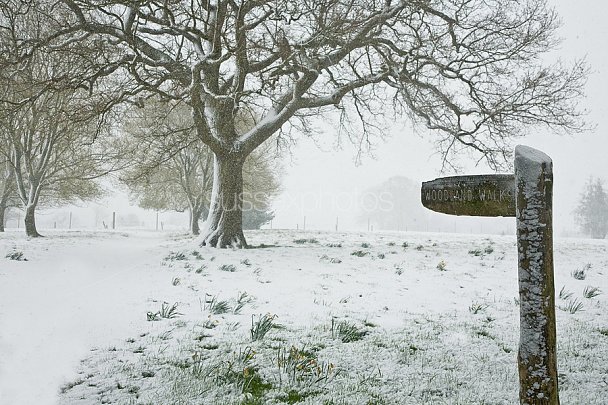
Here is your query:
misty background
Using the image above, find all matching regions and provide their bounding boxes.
[3,0,606,237]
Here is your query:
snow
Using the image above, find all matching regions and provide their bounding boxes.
[0,229,606,404]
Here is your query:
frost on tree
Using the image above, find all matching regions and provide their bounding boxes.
[48,0,588,247]
[515,146,559,405]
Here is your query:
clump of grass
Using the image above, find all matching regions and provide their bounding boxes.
[241,258,251,266]
[191,250,204,260]
[469,303,488,314]
[164,251,187,261]
[146,311,160,321]
[234,291,253,314]
[195,264,207,274]
[559,286,573,300]
[484,245,494,254]
[402,241,409,248]
[415,244,423,251]
[294,238,318,244]
[172,277,181,286]
[159,302,181,319]
[377,253,386,259]
[218,264,237,272]
[276,345,336,387]
[326,242,342,248]
[331,319,368,343]
[250,313,277,341]
[5,251,27,261]
[205,294,232,314]
[360,242,371,248]
[583,286,601,299]
[559,298,584,314]
[351,250,369,257]
[468,248,483,256]
[320,254,342,264]
[147,303,181,320]
[201,347,272,399]
[572,263,591,280]
[387,242,396,247]
[436,260,447,271]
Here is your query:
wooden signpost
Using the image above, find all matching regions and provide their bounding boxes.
[421,145,559,405]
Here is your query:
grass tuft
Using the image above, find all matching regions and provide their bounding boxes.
[5,251,27,261]
[331,319,368,343]
[572,263,591,280]
[250,313,277,341]
[351,250,369,257]
[559,298,584,314]
[583,286,601,299]
[218,264,237,272]
[559,286,573,300]
[294,238,318,244]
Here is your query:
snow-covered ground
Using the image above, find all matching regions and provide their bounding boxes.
[0,230,606,404]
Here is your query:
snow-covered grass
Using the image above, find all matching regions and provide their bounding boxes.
[1,229,607,404]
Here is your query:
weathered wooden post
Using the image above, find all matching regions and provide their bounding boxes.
[514,146,558,405]
[421,145,559,405]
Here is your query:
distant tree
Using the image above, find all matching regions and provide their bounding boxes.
[121,100,280,235]
[574,177,608,239]
[49,0,588,247]
[0,152,17,232]
[0,3,122,237]
[359,176,428,231]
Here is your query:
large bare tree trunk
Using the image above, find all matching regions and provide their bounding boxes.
[201,153,247,248]
[24,204,41,237]
[0,205,6,232]
[190,207,202,236]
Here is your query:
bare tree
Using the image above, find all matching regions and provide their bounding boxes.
[48,0,586,247]
[121,99,280,235]
[0,2,123,237]
[0,152,17,232]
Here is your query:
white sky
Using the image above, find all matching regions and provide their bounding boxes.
[271,0,608,236]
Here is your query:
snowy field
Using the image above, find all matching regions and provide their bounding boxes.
[0,229,606,404]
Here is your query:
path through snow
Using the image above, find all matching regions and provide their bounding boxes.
[0,231,176,405]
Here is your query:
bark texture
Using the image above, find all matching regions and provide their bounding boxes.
[200,153,247,248]
[190,208,201,236]
[24,204,42,237]
[0,205,6,232]
[515,145,559,405]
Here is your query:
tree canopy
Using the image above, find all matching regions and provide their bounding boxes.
[1,0,589,246]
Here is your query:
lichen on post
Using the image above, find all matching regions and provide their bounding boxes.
[514,145,559,405]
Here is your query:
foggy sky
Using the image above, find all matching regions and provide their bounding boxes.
[271,0,608,236]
